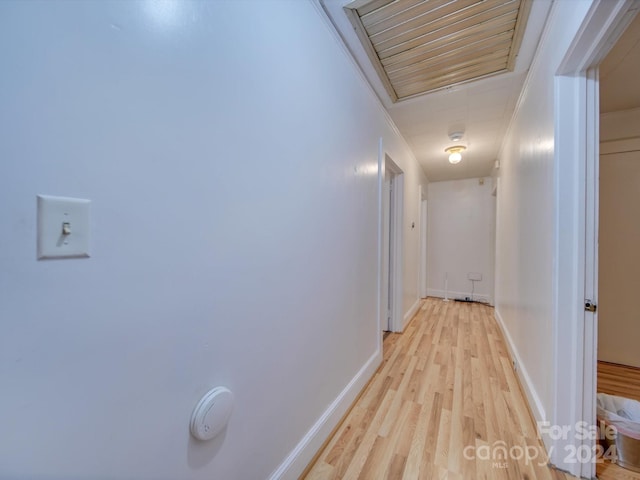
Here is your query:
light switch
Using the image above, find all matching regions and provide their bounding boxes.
[37,195,91,259]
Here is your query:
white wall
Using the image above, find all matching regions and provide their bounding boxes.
[598,109,640,368]
[0,2,426,479]
[601,107,640,141]
[494,0,595,423]
[426,178,495,304]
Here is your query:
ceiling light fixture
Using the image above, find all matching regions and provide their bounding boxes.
[445,145,466,164]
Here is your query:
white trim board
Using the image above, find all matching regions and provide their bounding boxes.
[419,196,428,300]
[427,289,493,306]
[403,298,421,331]
[382,153,405,334]
[268,349,382,480]
[376,138,384,356]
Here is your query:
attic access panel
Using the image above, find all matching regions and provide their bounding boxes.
[344,0,531,102]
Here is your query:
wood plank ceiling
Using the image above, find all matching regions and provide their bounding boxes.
[344,0,531,102]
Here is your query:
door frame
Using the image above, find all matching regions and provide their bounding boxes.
[378,139,404,335]
[419,186,428,299]
[552,1,638,477]
[386,155,404,333]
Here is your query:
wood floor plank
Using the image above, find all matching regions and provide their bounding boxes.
[303,298,578,480]
[596,360,640,479]
[373,400,414,479]
[396,400,422,459]
[404,394,434,478]
[304,461,334,480]
[597,460,640,479]
[340,389,394,479]
[470,357,488,443]
[447,364,464,473]
[598,360,640,402]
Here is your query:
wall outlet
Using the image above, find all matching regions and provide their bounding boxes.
[468,272,482,281]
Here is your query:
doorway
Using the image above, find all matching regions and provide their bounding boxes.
[553,1,639,478]
[594,18,640,476]
[419,186,428,299]
[598,150,640,368]
[594,21,640,478]
[380,153,404,334]
[597,11,640,378]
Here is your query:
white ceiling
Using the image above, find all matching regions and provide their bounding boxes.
[320,0,553,182]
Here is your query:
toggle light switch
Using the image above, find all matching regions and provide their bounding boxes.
[37,195,91,259]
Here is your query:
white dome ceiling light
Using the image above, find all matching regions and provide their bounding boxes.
[445,145,467,164]
[445,131,466,164]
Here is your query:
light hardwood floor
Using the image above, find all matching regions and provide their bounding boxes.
[597,462,640,480]
[595,361,640,479]
[303,298,575,480]
[598,361,640,403]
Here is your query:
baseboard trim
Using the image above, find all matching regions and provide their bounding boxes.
[427,288,493,305]
[402,298,421,331]
[268,348,382,480]
[494,308,546,423]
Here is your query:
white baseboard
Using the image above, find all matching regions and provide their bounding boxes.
[402,298,421,331]
[268,348,382,480]
[494,308,546,423]
[427,288,493,305]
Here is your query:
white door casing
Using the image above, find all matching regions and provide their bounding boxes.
[553,1,638,478]
[378,140,405,334]
[420,195,428,299]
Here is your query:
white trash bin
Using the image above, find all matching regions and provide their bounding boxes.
[597,392,640,472]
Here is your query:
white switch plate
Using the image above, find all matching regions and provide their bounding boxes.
[37,195,91,259]
[467,272,482,281]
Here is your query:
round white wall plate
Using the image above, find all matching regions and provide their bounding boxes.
[190,386,234,441]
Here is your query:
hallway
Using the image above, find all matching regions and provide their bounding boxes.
[303,298,573,479]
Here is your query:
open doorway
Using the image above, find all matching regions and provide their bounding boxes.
[381,154,404,335]
[594,13,640,478]
[597,11,640,376]
[419,186,428,299]
[553,1,640,478]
